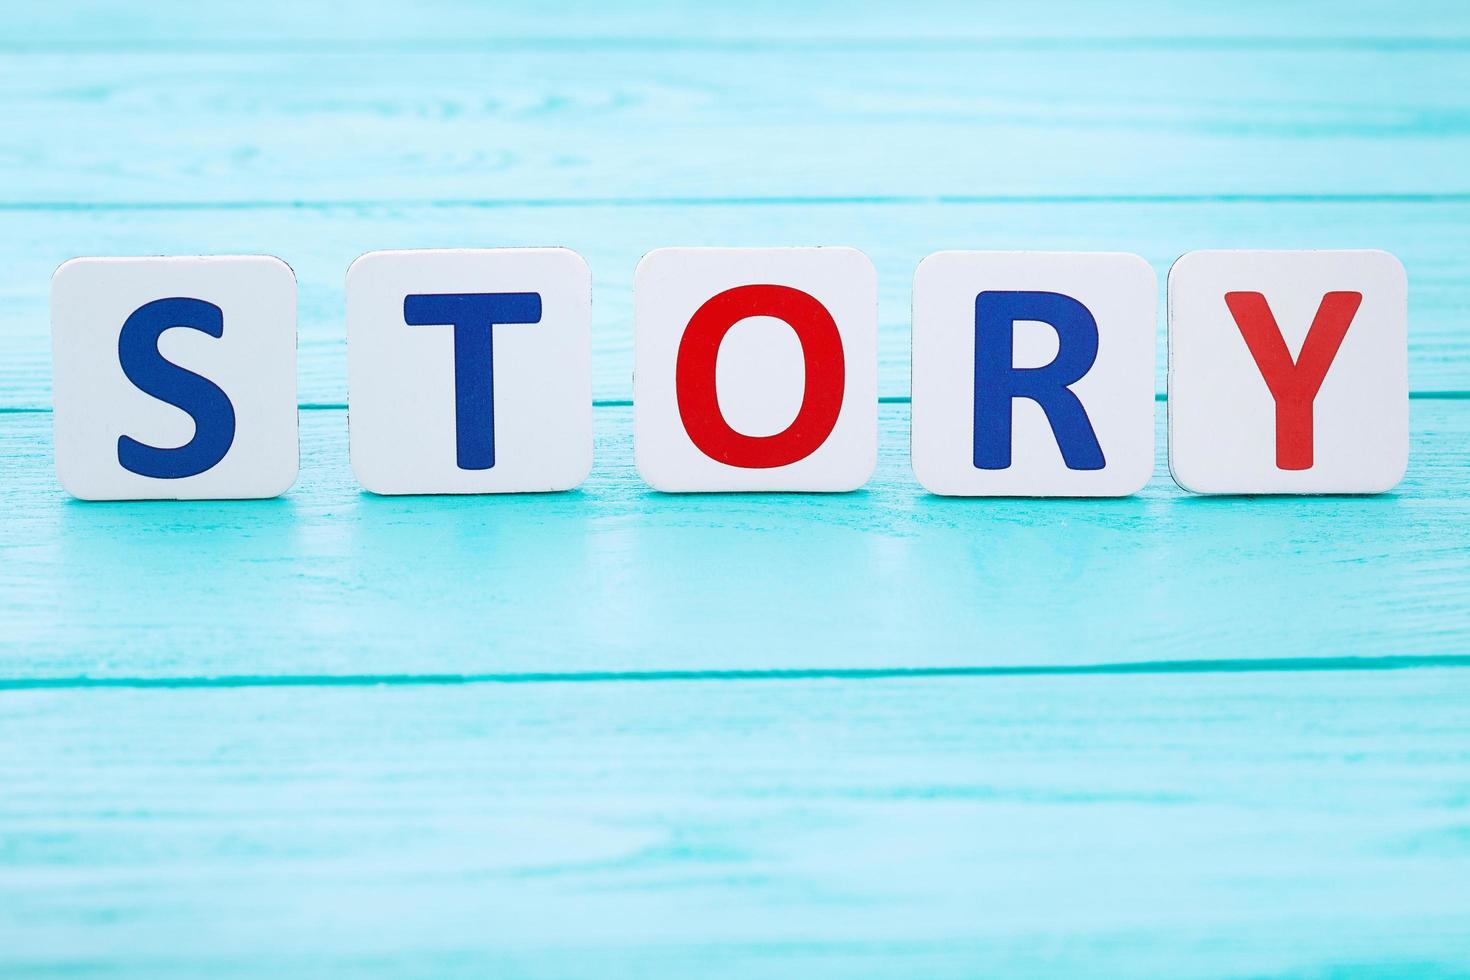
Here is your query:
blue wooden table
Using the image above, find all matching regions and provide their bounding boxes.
[3,3,1469,975]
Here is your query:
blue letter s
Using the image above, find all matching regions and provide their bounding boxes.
[117,297,237,479]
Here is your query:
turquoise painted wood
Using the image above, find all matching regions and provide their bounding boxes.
[4,4,1470,204]
[3,2,1469,976]
[3,403,1470,678]
[12,0,1470,43]
[3,671,1470,977]
[5,44,1469,204]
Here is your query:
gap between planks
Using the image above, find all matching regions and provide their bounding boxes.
[7,193,1470,212]
[5,654,1469,691]
[5,36,1470,54]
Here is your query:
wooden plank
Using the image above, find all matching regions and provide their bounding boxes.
[2,401,1468,679]
[2,668,1467,976]
[0,200,1464,409]
[2,42,1468,205]
[9,0,1470,44]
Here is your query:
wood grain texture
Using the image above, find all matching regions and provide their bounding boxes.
[4,41,1468,204]
[3,402,1467,679]
[12,0,1470,44]
[3,670,1468,977]
[1,200,1466,408]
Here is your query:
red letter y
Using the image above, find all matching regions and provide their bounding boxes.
[1223,291,1362,470]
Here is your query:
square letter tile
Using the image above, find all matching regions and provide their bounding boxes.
[634,247,877,492]
[1168,249,1408,494]
[911,251,1157,496]
[51,255,298,500]
[346,248,592,495]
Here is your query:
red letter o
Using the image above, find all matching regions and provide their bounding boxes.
[675,284,845,468]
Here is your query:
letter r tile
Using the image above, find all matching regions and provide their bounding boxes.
[911,251,1156,496]
[1167,250,1408,494]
